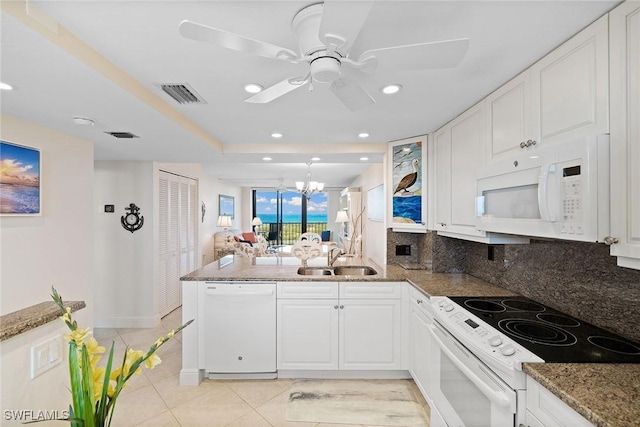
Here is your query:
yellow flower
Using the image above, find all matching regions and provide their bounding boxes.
[124,349,145,376]
[65,327,90,344]
[86,337,105,355]
[167,330,175,339]
[60,307,72,323]
[154,337,165,347]
[144,353,162,369]
[92,365,106,401]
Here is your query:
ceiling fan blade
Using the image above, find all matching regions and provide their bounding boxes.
[330,77,375,111]
[358,38,470,70]
[245,77,308,104]
[179,20,299,62]
[318,0,374,53]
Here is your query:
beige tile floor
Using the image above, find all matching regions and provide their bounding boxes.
[94,308,430,427]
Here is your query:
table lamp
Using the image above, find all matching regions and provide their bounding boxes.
[217,215,233,241]
[251,217,263,234]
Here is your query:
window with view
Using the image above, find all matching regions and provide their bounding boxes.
[253,190,328,245]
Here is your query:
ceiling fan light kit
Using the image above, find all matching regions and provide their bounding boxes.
[179,1,469,111]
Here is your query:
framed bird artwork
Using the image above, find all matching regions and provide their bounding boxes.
[388,136,427,232]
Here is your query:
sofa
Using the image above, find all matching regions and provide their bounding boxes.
[213,229,272,259]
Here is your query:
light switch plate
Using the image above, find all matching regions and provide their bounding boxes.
[30,335,63,379]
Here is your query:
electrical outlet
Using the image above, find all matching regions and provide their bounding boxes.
[395,245,411,256]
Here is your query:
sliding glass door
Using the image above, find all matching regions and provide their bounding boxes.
[253,190,327,245]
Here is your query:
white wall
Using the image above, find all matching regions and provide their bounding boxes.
[94,161,155,328]
[93,161,242,327]
[0,114,93,424]
[351,162,387,267]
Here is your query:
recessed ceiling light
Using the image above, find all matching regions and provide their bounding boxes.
[262,156,272,161]
[310,157,321,161]
[271,132,283,138]
[360,157,369,161]
[358,132,370,138]
[0,82,13,91]
[73,117,95,126]
[381,84,402,95]
[244,83,263,94]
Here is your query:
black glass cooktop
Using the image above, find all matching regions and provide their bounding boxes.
[448,296,640,363]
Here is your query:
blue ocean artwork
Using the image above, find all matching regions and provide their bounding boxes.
[0,141,41,214]
[0,185,40,214]
[393,195,422,223]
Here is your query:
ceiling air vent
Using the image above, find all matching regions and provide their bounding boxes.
[158,83,206,105]
[105,131,139,139]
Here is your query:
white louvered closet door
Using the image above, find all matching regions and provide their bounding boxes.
[157,171,198,317]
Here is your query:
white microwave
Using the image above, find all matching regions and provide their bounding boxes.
[476,135,609,242]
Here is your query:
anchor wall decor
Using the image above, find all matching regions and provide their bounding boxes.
[121,203,144,233]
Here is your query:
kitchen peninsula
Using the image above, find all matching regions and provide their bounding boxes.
[179,256,640,427]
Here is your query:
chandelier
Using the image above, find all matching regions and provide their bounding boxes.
[296,162,325,199]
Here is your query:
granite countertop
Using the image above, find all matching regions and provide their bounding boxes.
[524,363,640,427]
[180,255,516,297]
[181,255,638,426]
[0,300,86,342]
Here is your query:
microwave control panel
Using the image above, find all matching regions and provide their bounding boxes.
[561,165,583,233]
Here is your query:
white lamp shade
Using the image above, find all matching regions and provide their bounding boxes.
[251,217,263,226]
[217,215,233,228]
[335,210,349,223]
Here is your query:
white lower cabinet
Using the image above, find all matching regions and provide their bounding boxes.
[408,288,433,402]
[526,376,594,427]
[277,281,403,371]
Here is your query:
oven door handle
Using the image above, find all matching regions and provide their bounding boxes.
[428,323,512,408]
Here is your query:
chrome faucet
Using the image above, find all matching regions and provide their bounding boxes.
[328,247,345,267]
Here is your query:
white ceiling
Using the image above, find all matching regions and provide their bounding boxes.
[0,0,619,189]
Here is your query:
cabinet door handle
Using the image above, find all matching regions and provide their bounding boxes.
[334,305,339,309]
[526,139,537,147]
[339,305,344,309]
[520,141,527,148]
[603,236,619,246]
[416,299,423,304]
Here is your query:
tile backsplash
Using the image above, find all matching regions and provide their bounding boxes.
[387,230,640,342]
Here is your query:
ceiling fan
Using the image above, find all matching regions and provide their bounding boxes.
[179,1,469,111]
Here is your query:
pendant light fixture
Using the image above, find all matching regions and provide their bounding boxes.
[296,162,325,200]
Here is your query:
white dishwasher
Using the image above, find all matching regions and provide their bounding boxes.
[203,282,276,376]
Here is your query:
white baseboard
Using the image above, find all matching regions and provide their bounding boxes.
[208,372,277,380]
[277,370,411,379]
[93,314,161,329]
[180,368,205,385]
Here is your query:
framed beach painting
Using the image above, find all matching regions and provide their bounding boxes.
[218,194,234,219]
[388,135,427,232]
[0,141,41,215]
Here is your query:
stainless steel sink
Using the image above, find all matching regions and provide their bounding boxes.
[332,266,377,276]
[296,267,333,276]
[296,266,378,276]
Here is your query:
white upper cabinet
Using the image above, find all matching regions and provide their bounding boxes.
[609,0,640,270]
[531,14,609,144]
[434,102,485,238]
[485,70,533,163]
[485,15,609,166]
[434,103,529,243]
